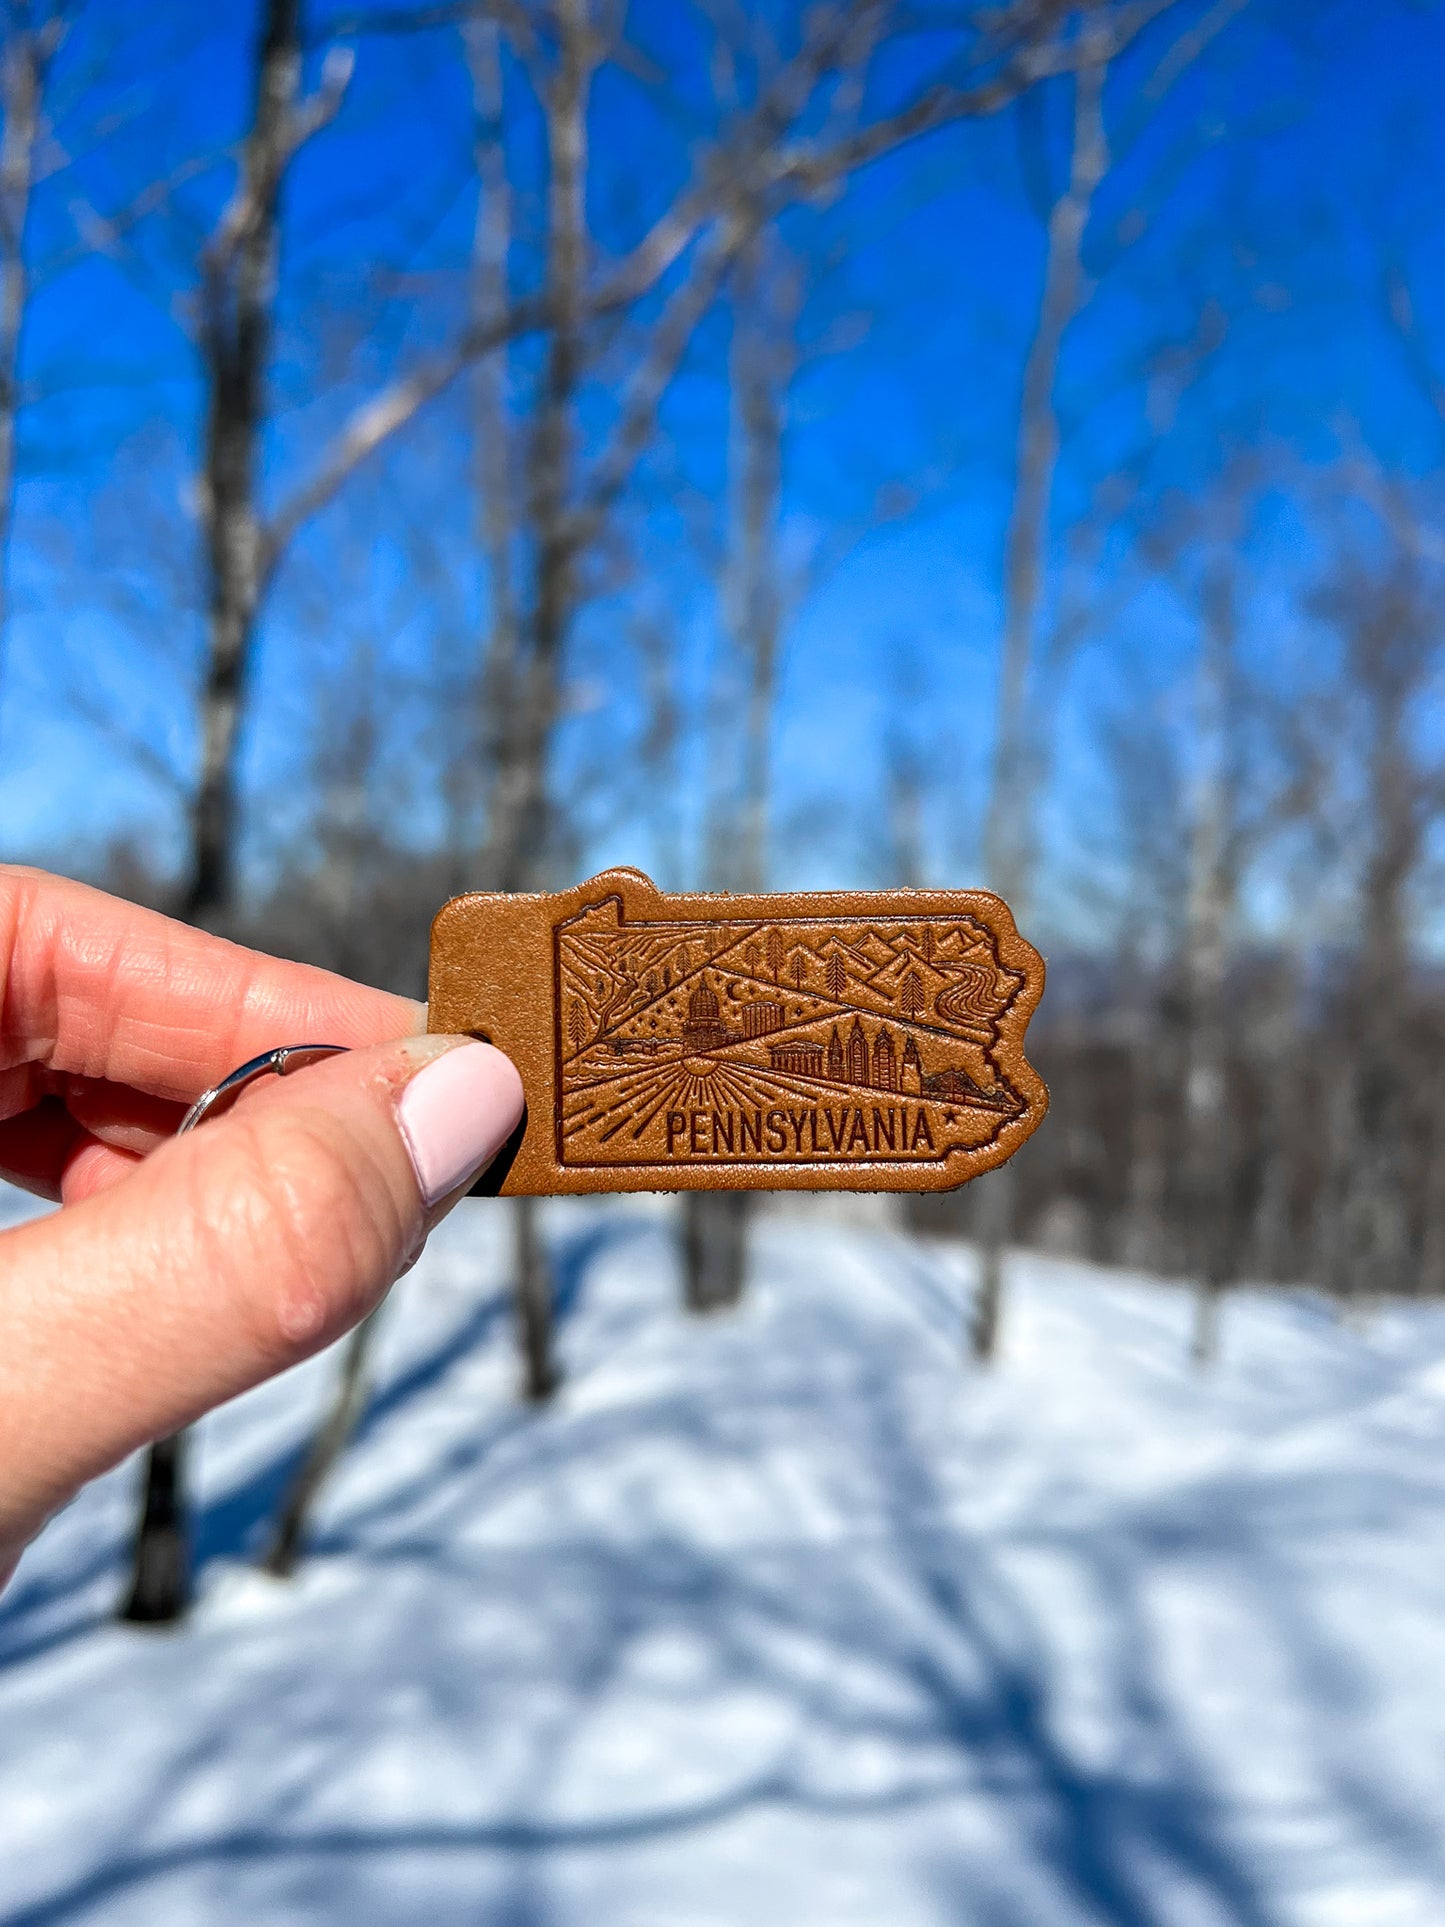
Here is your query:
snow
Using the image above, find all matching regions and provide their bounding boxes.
[5,1184,1445,1925]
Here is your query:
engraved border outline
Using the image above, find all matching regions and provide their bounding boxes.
[551,891,1032,1175]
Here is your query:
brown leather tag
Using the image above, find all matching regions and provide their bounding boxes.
[428,868,1047,1196]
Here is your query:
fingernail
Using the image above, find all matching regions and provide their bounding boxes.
[396,1041,525,1206]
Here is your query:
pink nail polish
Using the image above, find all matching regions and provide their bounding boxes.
[396,1042,525,1206]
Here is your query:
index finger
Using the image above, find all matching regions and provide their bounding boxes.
[0,866,426,1103]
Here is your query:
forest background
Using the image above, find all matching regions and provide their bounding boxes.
[2,0,1443,1364]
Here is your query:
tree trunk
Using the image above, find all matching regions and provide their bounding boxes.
[981,53,1106,903]
[683,230,790,1316]
[480,3,594,1401]
[731,231,786,896]
[1247,956,1305,1286]
[1122,1009,1173,1272]
[447,7,519,880]
[119,1432,190,1625]
[123,0,307,1626]
[682,1191,750,1314]
[479,0,588,895]
[1322,563,1424,1304]
[1418,1088,1445,1299]
[262,1307,382,1578]
[1182,560,1237,1366]
[974,53,1107,1362]
[1306,542,1439,1306]
[1190,1278,1224,1367]
[970,1162,1016,1361]
[514,1194,559,1400]
[0,9,50,669]
[183,0,303,926]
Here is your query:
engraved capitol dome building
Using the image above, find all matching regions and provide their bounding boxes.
[682,978,732,1052]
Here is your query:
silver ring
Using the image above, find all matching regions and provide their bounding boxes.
[178,1044,351,1135]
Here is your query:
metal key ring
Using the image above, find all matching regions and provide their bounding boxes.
[178,1044,351,1135]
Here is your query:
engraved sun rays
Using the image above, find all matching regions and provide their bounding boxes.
[561,1048,834,1149]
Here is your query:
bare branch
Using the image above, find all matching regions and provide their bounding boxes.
[267,0,903,555]
[576,214,748,538]
[288,43,354,147]
[262,206,717,564]
[53,671,189,802]
[1140,0,1249,101]
[268,1,1183,564]
[771,0,1178,198]
[204,43,352,282]
[984,41,1110,906]
[1383,262,1445,436]
[57,152,219,284]
[312,0,530,42]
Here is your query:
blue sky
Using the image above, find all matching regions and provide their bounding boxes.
[1,0,1442,940]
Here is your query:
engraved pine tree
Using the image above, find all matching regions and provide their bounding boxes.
[766,927,784,982]
[900,968,924,1021]
[826,951,847,1001]
[567,1000,587,1054]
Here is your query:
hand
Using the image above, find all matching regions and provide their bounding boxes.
[0,866,524,1585]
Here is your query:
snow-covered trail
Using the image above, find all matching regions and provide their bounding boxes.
[4,1189,1445,1927]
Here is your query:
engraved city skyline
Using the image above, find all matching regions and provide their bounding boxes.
[554,892,1030,1170]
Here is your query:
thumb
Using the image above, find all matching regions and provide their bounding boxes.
[0,1035,523,1556]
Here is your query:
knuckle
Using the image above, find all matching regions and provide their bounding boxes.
[195,1109,404,1369]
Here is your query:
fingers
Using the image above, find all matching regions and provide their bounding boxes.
[0,1103,148,1205]
[0,1097,92,1197]
[51,1073,185,1152]
[0,1074,185,1200]
[0,1036,524,1558]
[0,866,425,1109]
[56,1137,143,1205]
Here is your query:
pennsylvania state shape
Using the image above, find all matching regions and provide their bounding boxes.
[428,868,1048,1197]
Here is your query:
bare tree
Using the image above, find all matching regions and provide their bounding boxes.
[973,30,1110,1362]
[456,3,517,878]
[262,1307,381,1577]
[0,1,69,657]
[477,0,594,1397]
[1310,516,1442,1305]
[252,6,533,1574]
[1177,475,1327,1356]
[123,0,352,1625]
[183,0,351,926]
[684,225,799,1314]
[731,230,795,896]
[1180,554,1239,1362]
[971,0,1246,1360]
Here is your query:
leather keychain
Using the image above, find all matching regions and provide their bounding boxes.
[428,867,1047,1197]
